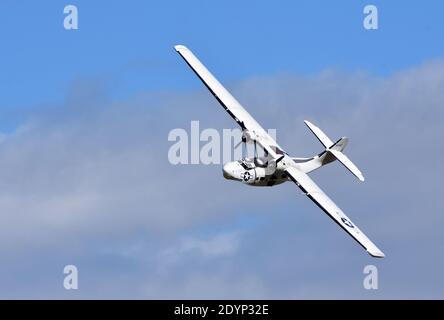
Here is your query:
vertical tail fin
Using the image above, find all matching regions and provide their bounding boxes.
[304,120,365,182]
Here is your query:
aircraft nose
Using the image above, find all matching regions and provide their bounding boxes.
[223,162,236,180]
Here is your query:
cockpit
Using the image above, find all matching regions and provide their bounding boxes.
[238,157,268,169]
[238,159,255,170]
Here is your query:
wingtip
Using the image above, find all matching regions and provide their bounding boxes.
[304,120,316,131]
[174,44,188,52]
[368,250,385,258]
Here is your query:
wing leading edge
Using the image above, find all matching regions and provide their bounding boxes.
[285,166,385,258]
[174,45,283,159]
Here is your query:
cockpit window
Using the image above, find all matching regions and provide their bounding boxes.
[238,159,254,169]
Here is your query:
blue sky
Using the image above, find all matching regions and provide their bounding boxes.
[1,1,443,110]
[0,1,444,298]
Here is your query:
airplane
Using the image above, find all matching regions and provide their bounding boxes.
[175,45,385,258]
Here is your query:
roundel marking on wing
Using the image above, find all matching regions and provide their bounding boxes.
[341,217,354,228]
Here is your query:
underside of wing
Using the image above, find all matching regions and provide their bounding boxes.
[285,166,385,258]
[175,45,283,159]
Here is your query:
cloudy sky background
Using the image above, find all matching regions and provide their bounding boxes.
[0,1,443,298]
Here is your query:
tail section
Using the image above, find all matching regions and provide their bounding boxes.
[330,136,348,152]
[304,120,333,148]
[304,120,365,181]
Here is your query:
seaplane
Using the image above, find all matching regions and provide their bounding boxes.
[175,45,384,258]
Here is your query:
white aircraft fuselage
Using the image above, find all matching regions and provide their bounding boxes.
[223,158,289,187]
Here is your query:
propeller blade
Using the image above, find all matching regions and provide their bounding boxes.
[275,155,285,164]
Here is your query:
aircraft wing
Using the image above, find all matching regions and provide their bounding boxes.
[175,45,284,159]
[285,166,385,258]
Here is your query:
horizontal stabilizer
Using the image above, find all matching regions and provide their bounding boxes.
[304,120,365,182]
[329,149,365,181]
[304,120,333,148]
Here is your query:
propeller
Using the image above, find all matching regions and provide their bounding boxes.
[234,130,258,157]
[234,136,246,150]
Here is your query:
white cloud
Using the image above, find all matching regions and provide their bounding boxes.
[1,59,444,298]
[160,232,241,264]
